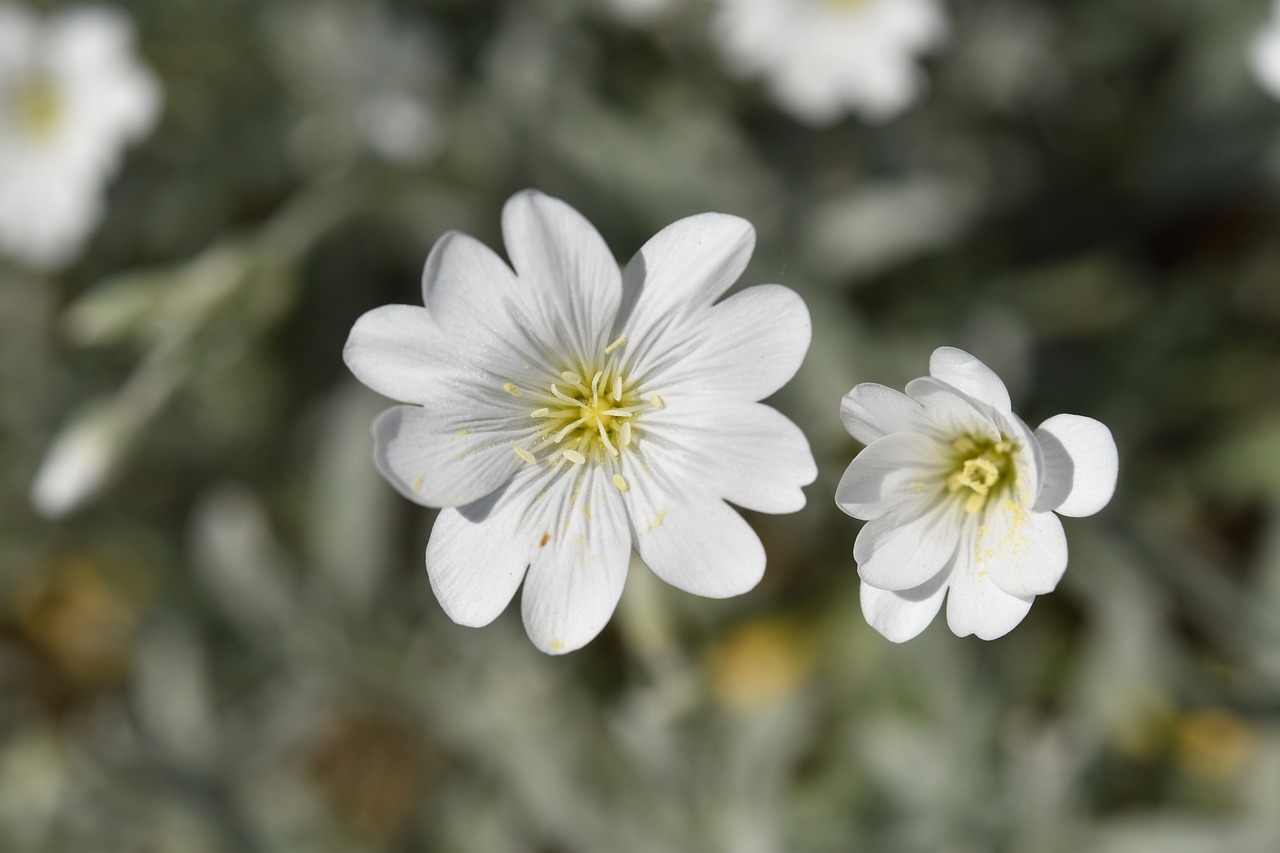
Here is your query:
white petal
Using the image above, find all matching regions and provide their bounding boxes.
[854,497,962,591]
[905,377,1001,442]
[371,406,524,508]
[839,383,923,445]
[642,284,811,402]
[425,483,535,628]
[501,190,622,364]
[860,566,951,643]
[835,431,948,520]
[929,347,1012,413]
[1033,414,1118,517]
[975,503,1068,598]
[714,403,816,513]
[992,408,1045,510]
[419,230,551,374]
[645,402,816,515]
[616,212,755,346]
[945,529,1034,640]
[343,305,466,405]
[628,479,765,598]
[520,466,632,654]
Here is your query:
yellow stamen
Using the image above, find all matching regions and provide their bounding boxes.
[563,449,586,466]
[503,382,522,397]
[561,371,582,385]
[513,446,537,465]
[613,474,629,492]
[604,335,627,354]
[650,393,665,409]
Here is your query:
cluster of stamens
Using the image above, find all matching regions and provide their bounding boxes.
[504,336,657,492]
[946,435,1016,515]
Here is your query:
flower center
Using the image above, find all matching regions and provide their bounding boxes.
[11,75,64,142]
[946,436,1016,514]
[504,336,657,492]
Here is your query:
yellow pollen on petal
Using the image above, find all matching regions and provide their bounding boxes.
[503,382,522,397]
[604,335,627,354]
[613,474,629,492]
[513,446,537,465]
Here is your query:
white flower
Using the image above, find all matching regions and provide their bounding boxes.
[711,0,948,125]
[836,347,1118,642]
[1251,2,1280,101]
[344,190,816,654]
[0,4,161,270]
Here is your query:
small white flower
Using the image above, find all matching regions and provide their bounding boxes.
[711,0,948,125]
[344,190,816,654]
[1251,2,1280,101]
[0,4,161,269]
[836,347,1118,642]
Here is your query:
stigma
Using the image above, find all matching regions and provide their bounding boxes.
[946,436,1015,514]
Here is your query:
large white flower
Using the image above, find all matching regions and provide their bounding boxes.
[344,191,816,654]
[1251,2,1280,101]
[0,3,160,270]
[711,0,948,125]
[836,348,1118,642]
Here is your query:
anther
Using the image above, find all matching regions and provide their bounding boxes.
[650,393,665,409]
[613,474,629,492]
[530,407,552,418]
[604,335,627,354]
[563,449,586,465]
[612,376,623,400]
[513,446,537,465]
[561,371,582,385]
[503,382,522,397]
[620,421,632,447]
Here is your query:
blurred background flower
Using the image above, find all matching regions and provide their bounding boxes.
[2,0,1280,850]
[0,3,160,269]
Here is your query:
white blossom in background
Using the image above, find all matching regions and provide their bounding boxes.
[836,348,1118,642]
[712,0,948,125]
[30,400,132,519]
[345,190,816,654]
[269,0,446,171]
[1251,1,1280,101]
[0,4,160,270]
